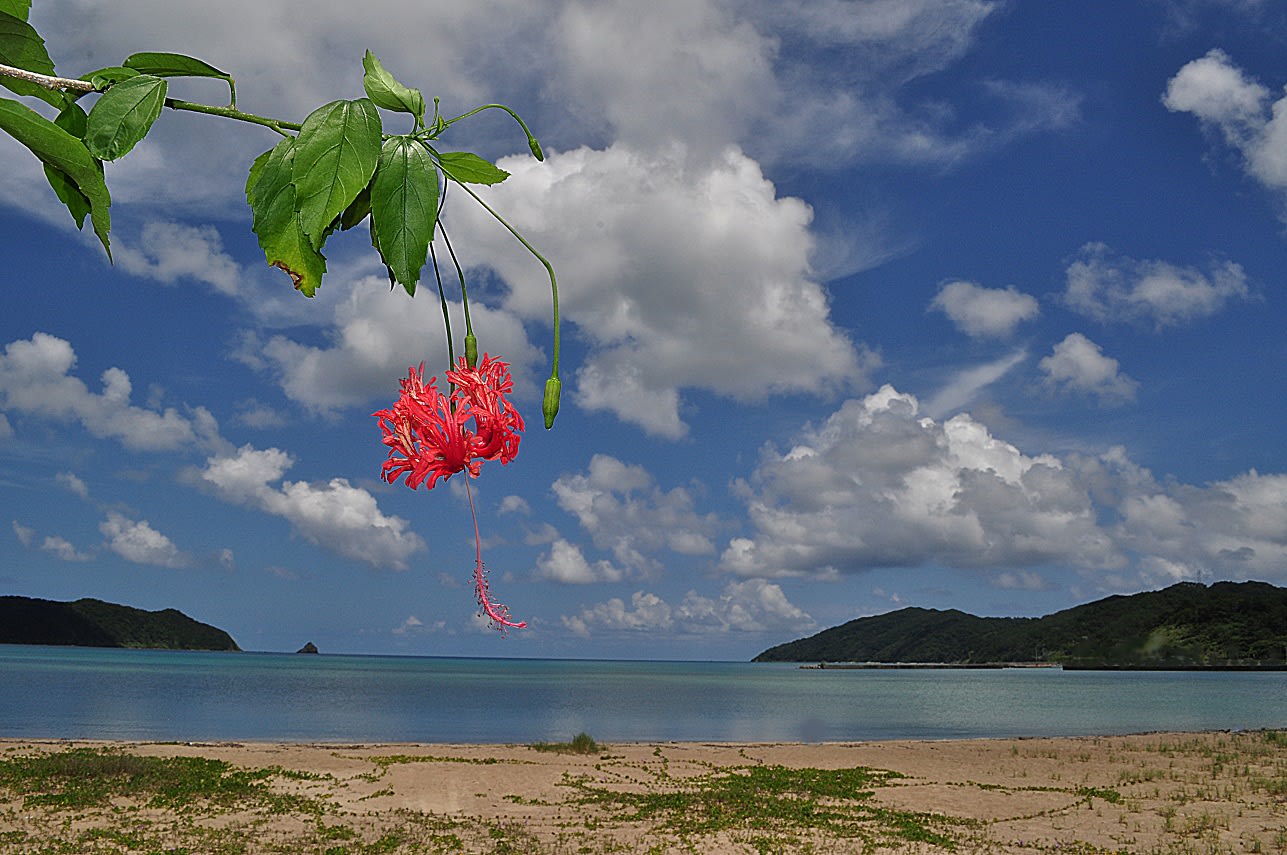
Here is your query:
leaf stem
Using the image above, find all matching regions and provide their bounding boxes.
[163,98,301,136]
[444,176,561,383]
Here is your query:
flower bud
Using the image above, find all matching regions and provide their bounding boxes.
[542,376,561,429]
[464,334,478,369]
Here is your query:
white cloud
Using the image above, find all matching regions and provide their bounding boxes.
[930,281,1039,338]
[1039,333,1138,404]
[113,221,243,295]
[11,521,35,547]
[722,389,1287,590]
[40,535,93,562]
[196,444,426,570]
[244,276,544,415]
[0,413,11,441]
[551,454,722,575]
[924,350,1027,418]
[0,333,225,452]
[562,579,813,637]
[534,538,625,584]
[453,144,870,437]
[720,385,1119,579]
[56,471,89,499]
[498,495,531,515]
[554,0,775,155]
[1164,49,1287,196]
[1063,243,1251,329]
[100,512,191,568]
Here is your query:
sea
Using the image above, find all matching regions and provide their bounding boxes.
[2,644,1284,744]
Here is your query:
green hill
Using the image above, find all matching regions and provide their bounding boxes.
[753,581,1287,668]
[0,596,240,651]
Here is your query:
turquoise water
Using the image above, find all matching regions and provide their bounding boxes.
[2,645,1284,743]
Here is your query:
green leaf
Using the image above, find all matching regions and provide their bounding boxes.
[124,52,234,105]
[82,66,140,90]
[437,151,509,185]
[370,136,439,288]
[41,101,93,228]
[0,96,110,256]
[291,98,381,249]
[247,136,326,296]
[0,10,65,107]
[0,0,30,21]
[361,51,424,122]
[84,73,167,160]
[124,51,229,80]
[339,184,371,231]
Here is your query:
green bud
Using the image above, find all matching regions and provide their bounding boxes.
[542,376,561,429]
[465,334,477,369]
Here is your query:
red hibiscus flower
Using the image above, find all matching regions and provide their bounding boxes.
[373,354,524,491]
[374,355,527,632]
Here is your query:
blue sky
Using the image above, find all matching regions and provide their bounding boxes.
[3,0,1286,659]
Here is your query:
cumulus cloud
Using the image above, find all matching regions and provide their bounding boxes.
[551,454,723,575]
[721,389,1287,591]
[40,535,93,562]
[196,444,426,569]
[452,144,870,436]
[56,471,89,499]
[562,579,813,637]
[534,538,625,584]
[113,221,243,295]
[1164,49,1287,197]
[242,276,544,415]
[930,281,1039,338]
[11,521,35,547]
[1038,334,1138,404]
[1063,243,1251,329]
[720,385,1119,579]
[0,333,225,452]
[100,512,191,568]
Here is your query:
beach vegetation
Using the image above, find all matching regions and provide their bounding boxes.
[0,745,314,812]
[564,762,960,852]
[529,732,603,754]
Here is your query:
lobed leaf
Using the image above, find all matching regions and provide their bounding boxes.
[84,73,167,161]
[370,136,439,288]
[0,10,65,107]
[361,51,424,122]
[437,151,509,185]
[0,96,110,256]
[291,98,381,249]
[247,137,326,296]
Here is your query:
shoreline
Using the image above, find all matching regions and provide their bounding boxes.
[2,729,1284,853]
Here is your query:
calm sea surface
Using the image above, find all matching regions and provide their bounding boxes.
[2,645,1284,743]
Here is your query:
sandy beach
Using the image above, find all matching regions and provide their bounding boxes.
[1,730,1284,853]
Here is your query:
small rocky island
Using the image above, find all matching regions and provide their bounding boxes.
[0,596,239,651]
[296,641,320,654]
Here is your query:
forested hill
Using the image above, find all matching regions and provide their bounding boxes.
[0,596,240,651]
[753,581,1287,668]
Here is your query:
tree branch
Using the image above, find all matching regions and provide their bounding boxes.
[0,61,96,94]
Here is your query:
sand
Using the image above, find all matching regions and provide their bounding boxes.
[1,730,1284,853]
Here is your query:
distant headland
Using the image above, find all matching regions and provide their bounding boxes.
[754,581,1287,670]
[0,596,240,651]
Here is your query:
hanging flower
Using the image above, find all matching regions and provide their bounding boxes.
[374,354,527,632]
[373,354,524,491]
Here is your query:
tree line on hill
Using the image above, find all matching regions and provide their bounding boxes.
[0,596,240,651]
[753,581,1287,668]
